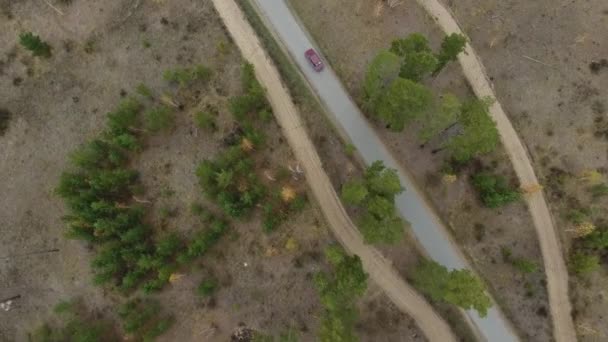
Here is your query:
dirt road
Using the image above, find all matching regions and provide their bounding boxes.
[209,0,458,340]
[411,0,577,341]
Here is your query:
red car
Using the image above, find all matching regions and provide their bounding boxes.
[305,48,324,72]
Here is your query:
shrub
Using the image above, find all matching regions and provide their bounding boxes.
[512,258,538,274]
[471,172,520,208]
[0,108,11,136]
[195,111,217,131]
[163,65,212,87]
[569,251,599,275]
[229,63,272,122]
[589,183,608,198]
[136,83,154,99]
[118,298,174,339]
[196,146,264,218]
[144,106,174,132]
[31,299,112,342]
[19,32,51,57]
[197,278,218,297]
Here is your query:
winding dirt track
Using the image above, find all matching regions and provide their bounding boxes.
[210,0,458,340]
[412,1,576,341]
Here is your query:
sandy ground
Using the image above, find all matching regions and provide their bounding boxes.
[210,0,458,341]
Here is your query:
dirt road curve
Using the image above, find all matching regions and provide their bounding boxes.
[210,0,458,340]
[413,1,577,341]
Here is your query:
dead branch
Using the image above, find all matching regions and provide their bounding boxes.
[42,0,64,15]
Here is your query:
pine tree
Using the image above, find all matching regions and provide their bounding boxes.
[19,32,52,57]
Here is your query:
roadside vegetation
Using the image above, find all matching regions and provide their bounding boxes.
[364,33,499,164]
[341,161,407,244]
[411,260,492,317]
[314,246,368,341]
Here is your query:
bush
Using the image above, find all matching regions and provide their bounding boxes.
[512,258,538,274]
[163,65,212,86]
[136,83,154,99]
[229,63,272,123]
[19,32,51,57]
[569,251,599,275]
[197,278,218,297]
[471,172,520,208]
[30,299,112,342]
[144,106,174,132]
[195,111,217,131]
[118,298,174,339]
[589,183,608,198]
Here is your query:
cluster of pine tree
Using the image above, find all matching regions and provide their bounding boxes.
[57,96,228,293]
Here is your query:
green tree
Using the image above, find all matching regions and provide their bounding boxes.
[412,260,492,317]
[364,161,403,197]
[419,93,460,143]
[434,33,467,74]
[390,33,438,81]
[359,212,404,244]
[375,78,433,131]
[363,50,401,109]
[444,269,492,316]
[341,161,406,244]
[341,180,368,205]
[446,98,499,162]
[314,248,367,342]
[19,32,51,58]
[471,172,520,208]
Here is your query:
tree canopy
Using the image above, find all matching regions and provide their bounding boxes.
[390,33,438,82]
[363,50,401,109]
[435,33,467,73]
[445,98,499,162]
[19,32,51,58]
[419,93,460,143]
[375,78,433,131]
[471,172,520,208]
[411,259,492,317]
[341,161,407,244]
[314,247,368,342]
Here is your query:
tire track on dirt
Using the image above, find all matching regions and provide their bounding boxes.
[210,1,458,340]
